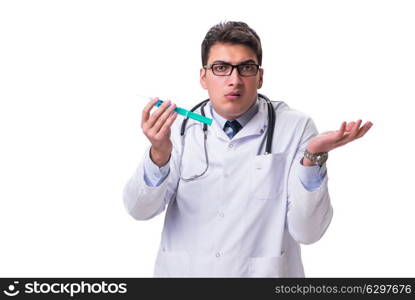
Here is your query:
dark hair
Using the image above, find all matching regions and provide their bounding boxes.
[201,21,262,67]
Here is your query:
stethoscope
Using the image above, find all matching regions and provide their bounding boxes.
[179,93,278,182]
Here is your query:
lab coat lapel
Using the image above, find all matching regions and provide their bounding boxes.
[235,106,267,140]
[204,102,232,142]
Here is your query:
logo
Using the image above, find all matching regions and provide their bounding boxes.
[3,281,20,297]
[2,280,128,297]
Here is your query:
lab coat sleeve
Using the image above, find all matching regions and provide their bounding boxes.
[123,142,181,221]
[286,118,333,245]
[143,149,170,187]
[297,160,327,191]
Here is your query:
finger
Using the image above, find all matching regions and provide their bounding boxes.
[146,100,172,129]
[152,102,177,134]
[346,119,362,141]
[330,121,346,141]
[356,121,373,139]
[334,120,372,146]
[157,111,179,137]
[141,97,160,128]
[336,121,346,138]
[346,121,355,132]
[335,119,363,146]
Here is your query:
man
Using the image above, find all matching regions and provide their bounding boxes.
[123,21,372,277]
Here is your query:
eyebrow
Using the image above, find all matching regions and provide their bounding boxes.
[210,59,258,65]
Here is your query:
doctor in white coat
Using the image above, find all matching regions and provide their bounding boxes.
[123,21,373,277]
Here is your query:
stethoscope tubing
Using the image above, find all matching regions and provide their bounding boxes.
[180,94,276,154]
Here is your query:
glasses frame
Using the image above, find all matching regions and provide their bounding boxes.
[204,62,260,77]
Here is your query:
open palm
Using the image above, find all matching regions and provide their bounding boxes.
[307,120,373,153]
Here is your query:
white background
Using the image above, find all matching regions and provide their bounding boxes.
[1,0,414,277]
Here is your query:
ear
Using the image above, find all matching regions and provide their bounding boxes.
[257,68,264,89]
[200,67,208,90]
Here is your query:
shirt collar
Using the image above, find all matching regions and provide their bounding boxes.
[210,98,259,129]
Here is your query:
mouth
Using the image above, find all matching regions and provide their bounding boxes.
[224,91,242,101]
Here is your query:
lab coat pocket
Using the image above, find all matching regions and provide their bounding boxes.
[251,153,287,200]
[248,252,287,277]
[154,250,190,277]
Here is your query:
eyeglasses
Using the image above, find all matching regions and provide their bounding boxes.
[204,63,260,77]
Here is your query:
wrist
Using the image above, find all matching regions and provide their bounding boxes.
[150,146,171,167]
[303,149,328,166]
[302,156,316,166]
[305,146,323,154]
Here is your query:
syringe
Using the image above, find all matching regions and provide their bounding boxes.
[137,95,213,126]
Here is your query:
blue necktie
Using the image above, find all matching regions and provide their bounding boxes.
[223,120,242,139]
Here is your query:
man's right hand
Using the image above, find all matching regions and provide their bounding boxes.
[141,97,178,167]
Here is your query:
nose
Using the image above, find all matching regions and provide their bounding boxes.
[227,67,244,86]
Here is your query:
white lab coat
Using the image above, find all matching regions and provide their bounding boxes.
[123,98,333,277]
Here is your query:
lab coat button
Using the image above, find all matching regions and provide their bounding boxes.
[228,143,234,148]
[218,212,224,218]
[215,252,221,258]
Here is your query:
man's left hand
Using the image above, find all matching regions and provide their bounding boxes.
[306,119,373,155]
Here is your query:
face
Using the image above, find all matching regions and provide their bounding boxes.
[200,43,263,120]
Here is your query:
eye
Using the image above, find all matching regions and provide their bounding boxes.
[240,64,255,71]
[212,64,230,72]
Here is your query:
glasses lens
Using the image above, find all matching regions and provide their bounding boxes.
[211,64,232,75]
[238,64,258,76]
